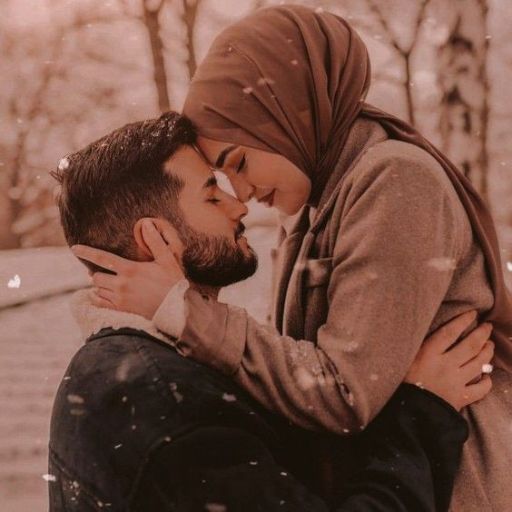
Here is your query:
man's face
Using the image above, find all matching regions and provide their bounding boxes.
[164,145,258,287]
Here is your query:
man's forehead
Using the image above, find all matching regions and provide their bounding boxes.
[164,145,212,186]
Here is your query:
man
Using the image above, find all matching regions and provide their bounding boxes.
[49,111,487,511]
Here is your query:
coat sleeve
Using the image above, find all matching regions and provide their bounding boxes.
[129,385,468,512]
[154,148,464,433]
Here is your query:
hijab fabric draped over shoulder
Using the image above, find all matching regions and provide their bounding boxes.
[183,5,512,372]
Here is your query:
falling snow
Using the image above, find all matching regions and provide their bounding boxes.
[205,504,227,512]
[482,363,493,374]
[66,394,84,404]
[257,77,275,86]
[7,274,21,288]
[57,157,70,171]
[427,257,457,271]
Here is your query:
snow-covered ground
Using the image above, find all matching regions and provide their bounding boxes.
[0,221,278,512]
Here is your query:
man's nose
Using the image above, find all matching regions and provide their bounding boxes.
[222,191,249,220]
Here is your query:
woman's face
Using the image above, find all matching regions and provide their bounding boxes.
[197,136,311,216]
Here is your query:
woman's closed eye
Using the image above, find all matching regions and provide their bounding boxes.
[207,197,221,204]
[236,153,247,174]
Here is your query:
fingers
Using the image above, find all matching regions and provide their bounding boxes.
[152,222,185,262]
[88,288,117,310]
[72,245,129,273]
[141,220,173,262]
[459,341,494,383]
[91,272,117,290]
[423,310,477,354]
[462,374,493,406]
[449,323,493,367]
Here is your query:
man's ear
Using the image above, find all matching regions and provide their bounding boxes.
[133,218,155,260]
[133,217,185,261]
[156,219,185,260]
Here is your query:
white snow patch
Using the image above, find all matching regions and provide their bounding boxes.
[7,274,21,288]
[427,257,457,271]
[58,157,70,171]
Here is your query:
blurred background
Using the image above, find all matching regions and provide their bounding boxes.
[1,0,511,510]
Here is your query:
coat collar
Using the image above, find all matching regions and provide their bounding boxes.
[70,290,173,345]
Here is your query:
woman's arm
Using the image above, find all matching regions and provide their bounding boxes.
[74,150,490,433]
[154,154,482,432]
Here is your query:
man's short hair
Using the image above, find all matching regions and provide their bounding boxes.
[52,111,196,272]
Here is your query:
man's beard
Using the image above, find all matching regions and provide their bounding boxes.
[178,221,258,287]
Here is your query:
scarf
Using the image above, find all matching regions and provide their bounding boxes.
[183,4,512,370]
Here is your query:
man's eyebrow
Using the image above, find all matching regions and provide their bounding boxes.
[215,145,238,168]
[203,175,217,189]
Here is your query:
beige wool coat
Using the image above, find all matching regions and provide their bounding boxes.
[155,118,512,511]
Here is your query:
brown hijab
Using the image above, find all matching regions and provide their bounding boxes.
[183,5,512,370]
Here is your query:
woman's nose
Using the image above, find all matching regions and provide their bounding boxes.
[230,176,255,203]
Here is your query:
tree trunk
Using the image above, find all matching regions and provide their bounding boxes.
[438,0,490,202]
[142,0,171,112]
[181,0,201,81]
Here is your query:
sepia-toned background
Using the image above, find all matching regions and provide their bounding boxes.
[1,0,511,510]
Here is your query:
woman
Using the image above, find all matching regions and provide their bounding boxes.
[74,6,512,511]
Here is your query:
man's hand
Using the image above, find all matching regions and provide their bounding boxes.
[72,220,185,319]
[405,311,493,411]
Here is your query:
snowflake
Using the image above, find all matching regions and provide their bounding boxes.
[290,59,298,66]
[257,77,275,86]
[242,86,254,94]
[205,504,227,512]
[222,393,237,402]
[67,394,84,404]
[7,274,21,289]
[42,474,57,482]
[427,257,457,271]
[58,157,70,171]
[507,262,512,272]
[482,364,493,374]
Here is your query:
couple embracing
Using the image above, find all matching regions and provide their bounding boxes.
[49,6,512,512]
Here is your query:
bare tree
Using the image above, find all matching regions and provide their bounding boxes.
[365,0,431,126]
[3,6,136,248]
[142,0,171,112]
[438,0,490,200]
[6,30,66,248]
[180,0,204,81]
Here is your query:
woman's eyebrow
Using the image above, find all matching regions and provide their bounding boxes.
[215,145,238,168]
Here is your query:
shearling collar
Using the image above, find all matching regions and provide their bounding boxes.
[70,289,174,345]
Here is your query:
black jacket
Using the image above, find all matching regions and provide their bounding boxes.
[49,328,468,511]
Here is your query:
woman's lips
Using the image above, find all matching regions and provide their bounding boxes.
[257,189,275,206]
